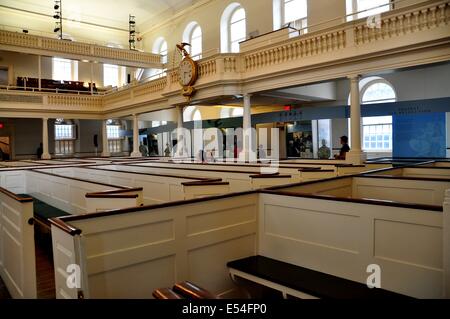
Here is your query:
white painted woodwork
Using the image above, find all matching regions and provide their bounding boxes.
[258,193,444,298]
[58,194,258,298]
[0,190,36,298]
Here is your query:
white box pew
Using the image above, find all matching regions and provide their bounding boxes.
[85,189,144,212]
[352,176,450,206]
[25,170,128,215]
[0,170,27,194]
[269,175,450,206]
[181,180,231,199]
[364,166,450,180]
[134,160,345,181]
[257,190,445,298]
[111,164,298,192]
[0,188,36,298]
[46,166,231,204]
[0,161,46,168]
[50,193,259,299]
[419,161,450,168]
[129,160,303,179]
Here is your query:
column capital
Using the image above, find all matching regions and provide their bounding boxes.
[243,93,252,98]
[348,74,361,82]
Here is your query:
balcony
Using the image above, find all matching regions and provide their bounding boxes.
[1,0,449,118]
[0,30,162,68]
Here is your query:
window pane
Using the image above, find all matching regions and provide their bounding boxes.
[104,64,119,87]
[363,82,396,104]
[357,0,390,19]
[53,58,73,81]
[107,125,121,139]
[231,8,245,23]
[230,20,246,42]
[229,7,246,53]
[284,0,307,24]
[160,41,168,64]
[190,26,202,59]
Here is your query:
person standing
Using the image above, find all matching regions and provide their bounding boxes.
[36,143,43,159]
[334,136,350,160]
[164,143,171,157]
[318,139,331,159]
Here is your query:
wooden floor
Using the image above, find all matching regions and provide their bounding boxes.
[0,273,11,299]
[35,236,56,299]
[0,227,56,299]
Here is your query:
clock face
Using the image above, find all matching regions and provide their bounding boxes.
[179,58,196,87]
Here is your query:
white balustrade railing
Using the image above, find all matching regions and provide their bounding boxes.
[0,0,448,113]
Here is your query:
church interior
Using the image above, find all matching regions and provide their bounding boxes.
[0,0,450,300]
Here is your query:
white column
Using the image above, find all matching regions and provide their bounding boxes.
[131,114,141,157]
[241,93,256,162]
[41,118,51,159]
[101,120,110,157]
[346,75,366,164]
[38,55,42,91]
[90,62,94,94]
[177,105,184,129]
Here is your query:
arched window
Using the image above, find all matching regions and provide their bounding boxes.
[273,0,308,32]
[346,0,391,21]
[159,40,168,64]
[150,37,168,78]
[183,22,202,60]
[221,3,246,53]
[193,109,202,122]
[349,77,396,152]
[183,106,202,122]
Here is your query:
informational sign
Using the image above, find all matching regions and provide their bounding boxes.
[393,112,446,158]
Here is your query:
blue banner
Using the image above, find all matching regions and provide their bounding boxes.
[393,113,446,158]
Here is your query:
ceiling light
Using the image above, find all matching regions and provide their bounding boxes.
[54,4,59,9]
[53,14,60,19]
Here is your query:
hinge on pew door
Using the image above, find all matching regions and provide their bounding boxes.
[77,290,85,299]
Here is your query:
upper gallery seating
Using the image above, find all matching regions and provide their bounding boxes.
[15,77,99,93]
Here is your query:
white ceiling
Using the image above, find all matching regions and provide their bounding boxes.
[1,0,197,30]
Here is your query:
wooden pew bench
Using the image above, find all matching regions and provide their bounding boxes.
[153,281,217,299]
[227,256,413,299]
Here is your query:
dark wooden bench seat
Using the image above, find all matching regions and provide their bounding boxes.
[227,256,413,299]
[173,281,217,299]
[152,288,184,299]
[153,281,217,299]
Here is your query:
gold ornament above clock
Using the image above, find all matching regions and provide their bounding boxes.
[176,43,198,99]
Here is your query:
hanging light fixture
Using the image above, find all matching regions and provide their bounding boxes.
[53,0,63,40]
[129,14,136,50]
